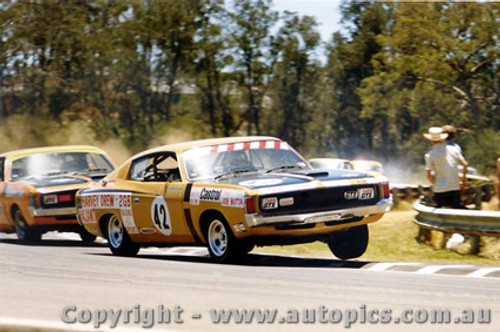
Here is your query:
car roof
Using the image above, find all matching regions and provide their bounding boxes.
[0,145,108,160]
[132,136,281,159]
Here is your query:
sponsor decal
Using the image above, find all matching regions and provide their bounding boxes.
[220,189,245,208]
[140,227,157,234]
[190,187,245,208]
[5,185,24,198]
[189,187,201,205]
[199,188,222,201]
[80,193,132,209]
[120,209,138,234]
[80,209,97,224]
[151,196,171,236]
[261,197,278,210]
[239,179,283,187]
[279,197,294,206]
[358,187,375,200]
[344,191,358,200]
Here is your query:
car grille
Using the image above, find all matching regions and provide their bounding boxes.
[258,184,380,215]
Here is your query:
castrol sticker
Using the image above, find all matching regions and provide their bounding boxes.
[190,187,245,208]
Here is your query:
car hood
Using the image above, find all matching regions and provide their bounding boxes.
[214,169,374,190]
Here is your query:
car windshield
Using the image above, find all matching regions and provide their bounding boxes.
[10,152,114,181]
[182,141,308,181]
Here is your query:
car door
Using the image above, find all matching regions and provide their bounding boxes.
[126,152,192,244]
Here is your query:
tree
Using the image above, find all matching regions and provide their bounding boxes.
[227,0,279,135]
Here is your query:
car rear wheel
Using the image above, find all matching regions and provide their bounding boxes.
[326,225,369,260]
[13,208,41,243]
[106,214,139,256]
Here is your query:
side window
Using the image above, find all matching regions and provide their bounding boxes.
[129,153,181,182]
[0,157,4,181]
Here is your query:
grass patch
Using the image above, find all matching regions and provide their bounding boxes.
[254,201,500,265]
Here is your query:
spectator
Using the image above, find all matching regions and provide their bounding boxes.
[442,124,463,155]
[424,127,468,208]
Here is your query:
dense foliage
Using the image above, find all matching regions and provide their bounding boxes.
[1,0,499,175]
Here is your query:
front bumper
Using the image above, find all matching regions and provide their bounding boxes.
[244,198,392,227]
[28,207,77,218]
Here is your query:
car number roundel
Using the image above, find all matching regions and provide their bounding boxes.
[151,196,172,236]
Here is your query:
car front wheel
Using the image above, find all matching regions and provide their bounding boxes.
[326,225,369,260]
[13,208,41,243]
[206,216,242,263]
[106,214,139,256]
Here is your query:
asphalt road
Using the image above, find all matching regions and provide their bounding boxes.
[0,232,499,332]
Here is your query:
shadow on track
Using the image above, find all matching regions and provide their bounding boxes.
[90,250,370,269]
[0,237,106,248]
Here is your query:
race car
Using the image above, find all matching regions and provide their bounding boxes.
[76,136,392,262]
[0,145,115,242]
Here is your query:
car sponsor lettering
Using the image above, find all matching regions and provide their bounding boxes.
[80,193,131,209]
[220,190,245,208]
[120,209,138,234]
[199,188,222,201]
[279,197,294,206]
[344,191,358,199]
[80,209,97,224]
[359,187,375,200]
[262,197,278,210]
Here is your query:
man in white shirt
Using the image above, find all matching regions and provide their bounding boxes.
[424,127,468,208]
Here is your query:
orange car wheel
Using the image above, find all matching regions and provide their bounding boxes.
[13,208,41,243]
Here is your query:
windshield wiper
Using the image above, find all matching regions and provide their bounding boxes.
[266,165,302,173]
[214,168,258,180]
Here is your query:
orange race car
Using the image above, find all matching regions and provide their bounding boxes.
[0,145,115,242]
[76,136,392,262]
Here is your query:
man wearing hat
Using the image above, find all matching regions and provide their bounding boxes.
[442,124,463,155]
[424,127,468,208]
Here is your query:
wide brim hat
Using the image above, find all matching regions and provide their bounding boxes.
[423,126,448,141]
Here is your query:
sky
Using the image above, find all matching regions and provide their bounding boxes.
[272,0,343,42]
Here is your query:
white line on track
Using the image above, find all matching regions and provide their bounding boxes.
[467,267,500,278]
[365,262,420,272]
[415,265,472,275]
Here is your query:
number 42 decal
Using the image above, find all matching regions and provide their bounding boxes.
[151,196,172,236]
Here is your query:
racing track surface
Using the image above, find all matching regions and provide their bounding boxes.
[0,232,499,332]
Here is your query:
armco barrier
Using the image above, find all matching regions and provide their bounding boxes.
[413,201,500,237]
[391,182,494,207]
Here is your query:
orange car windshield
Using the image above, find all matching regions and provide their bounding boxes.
[183,141,307,181]
[10,152,113,181]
